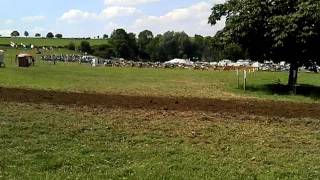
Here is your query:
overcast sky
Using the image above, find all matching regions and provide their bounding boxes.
[0,0,226,37]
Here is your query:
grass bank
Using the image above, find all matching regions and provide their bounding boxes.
[0,37,109,47]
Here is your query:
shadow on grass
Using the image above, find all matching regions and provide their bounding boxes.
[246,83,320,100]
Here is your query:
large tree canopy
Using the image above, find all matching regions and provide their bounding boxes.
[110,29,137,59]
[209,0,320,87]
[11,31,20,37]
[138,30,154,60]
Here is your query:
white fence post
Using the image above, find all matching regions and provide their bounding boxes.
[244,70,247,91]
[237,69,240,89]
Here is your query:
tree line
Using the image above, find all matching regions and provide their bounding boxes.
[76,29,247,63]
[10,31,63,39]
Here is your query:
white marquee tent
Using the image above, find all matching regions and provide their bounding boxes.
[164,59,194,66]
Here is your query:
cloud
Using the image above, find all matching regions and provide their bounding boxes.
[57,0,226,37]
[30,27,46,34]
[132,1,225,36]
[21,16,46,22]
[104,0,159,6]
[0,29,12,36]
[0,19,14,25]
[100,6,139,19]
[59,9,97,23]
[104,22,119,32]
[59,7,139,23]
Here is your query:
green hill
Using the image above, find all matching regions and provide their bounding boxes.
[0,37,110,47]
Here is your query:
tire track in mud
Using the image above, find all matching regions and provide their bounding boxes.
[0,87,319,119]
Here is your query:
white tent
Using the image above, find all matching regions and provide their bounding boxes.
[235,60,251,67]
[164,59,194,66]
[218,59,233,66]
[279,61,286,66]
[210,62,218,66]
[251,62,261,68]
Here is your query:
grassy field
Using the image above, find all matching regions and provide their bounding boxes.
[0,46,80,59]
[1,47,320,179]
[0,37,109,47]
[0,102,319,179]
[0,53,320,102]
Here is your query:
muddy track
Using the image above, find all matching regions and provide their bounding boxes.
[0,87,319,119]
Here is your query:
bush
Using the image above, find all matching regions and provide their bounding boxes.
[92,44,115,58]
[80,41,92,53]
[55,34,63,38]
[67,42,76,51]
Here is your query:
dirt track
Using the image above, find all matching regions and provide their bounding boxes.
[0,87,319,119]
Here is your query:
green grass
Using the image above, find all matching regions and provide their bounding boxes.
[0,46,80,59]
[0,37,109,47]
[1,53,320,102]
[0,102,319,179]
[0,48,319,179]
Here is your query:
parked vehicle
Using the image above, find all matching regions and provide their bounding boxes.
[17,54,35,67]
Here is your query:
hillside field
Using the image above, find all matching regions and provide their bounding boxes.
[0,37,110,47]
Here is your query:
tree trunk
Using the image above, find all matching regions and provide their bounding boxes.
[288,63,298,94]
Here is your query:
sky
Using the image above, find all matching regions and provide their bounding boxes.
[0,0,226,37]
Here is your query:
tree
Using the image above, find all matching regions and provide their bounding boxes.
[146,35,162,62]
[35,33,41,37]
[174,32,193,59]
[138,30,154,60]
[159,31,178,61]
[128,33,139,59]
[55,34,63,38]
[110,29,128,40]
[103,34,108,39]
[193,35,206,60]
[46,32,54,38]
[209,0,320,91]
[11,31,20,37]
[80,41,92,53]
[92,44,115,58]
[110,29,137,59]
[24,31,29,37]
[67,42,76,51]
[223,43,245,61]
[151,31,194,61]
[204,31,246,62]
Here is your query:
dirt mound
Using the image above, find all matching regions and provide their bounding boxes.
[0,87,319,119]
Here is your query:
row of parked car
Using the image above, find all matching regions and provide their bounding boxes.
[40,54,320,72]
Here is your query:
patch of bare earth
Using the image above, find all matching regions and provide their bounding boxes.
[0,87,320,119]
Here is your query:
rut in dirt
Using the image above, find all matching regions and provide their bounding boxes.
[0,87,319,119]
